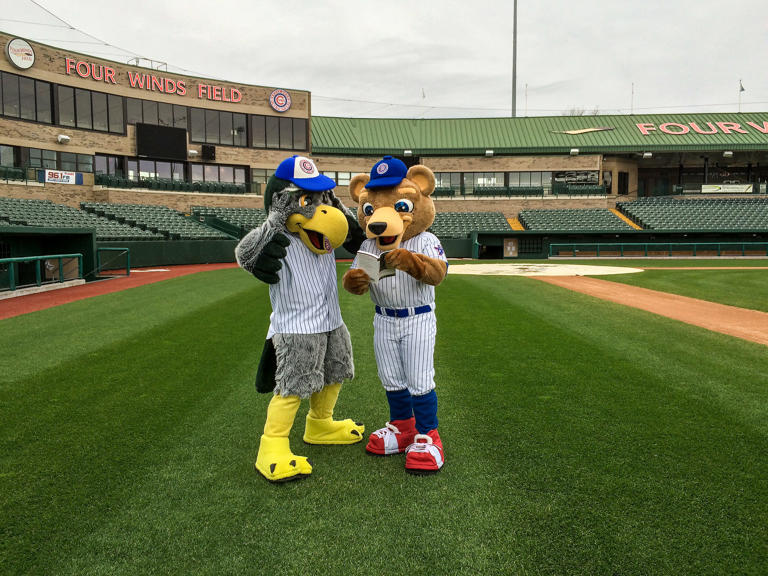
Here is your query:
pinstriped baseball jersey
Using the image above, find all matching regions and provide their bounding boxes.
[351,231,448,309]
[352,231,447,396]
[266,233,343,339]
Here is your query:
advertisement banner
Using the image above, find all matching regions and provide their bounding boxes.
[44,170,83,185]
[701,184,753,194]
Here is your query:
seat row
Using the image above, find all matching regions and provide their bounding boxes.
[82,202,232,240]
[95,174,247,195]
[518,209,633,232]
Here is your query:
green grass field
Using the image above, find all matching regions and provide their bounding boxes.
[1,263,767,575]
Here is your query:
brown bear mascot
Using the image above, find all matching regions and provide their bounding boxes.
[342,156,448,474]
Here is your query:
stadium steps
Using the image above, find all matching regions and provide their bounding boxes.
[508,217,525,231]
[610,208,642,230]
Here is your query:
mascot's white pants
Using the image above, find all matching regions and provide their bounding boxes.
[373,312,436,395]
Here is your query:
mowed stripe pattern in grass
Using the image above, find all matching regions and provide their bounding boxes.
[1,267,766,575]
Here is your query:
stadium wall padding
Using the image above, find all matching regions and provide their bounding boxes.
[96,240,238,268]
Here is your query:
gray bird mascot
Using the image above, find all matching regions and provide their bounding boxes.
[235,155,366,483]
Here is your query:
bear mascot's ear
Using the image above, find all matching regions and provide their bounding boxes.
[349,173,370,203]
[406,165,436,197]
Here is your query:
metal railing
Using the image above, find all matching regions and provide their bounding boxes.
[96,247,130,276]
[0,253,83,291]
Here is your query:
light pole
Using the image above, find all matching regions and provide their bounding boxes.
[511,0,517,117]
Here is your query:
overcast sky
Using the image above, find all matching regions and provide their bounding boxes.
[2,0,767,118]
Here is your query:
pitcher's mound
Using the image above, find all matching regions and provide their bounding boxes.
[449,263,643,276]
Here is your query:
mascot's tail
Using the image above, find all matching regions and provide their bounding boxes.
[255,338,278,393]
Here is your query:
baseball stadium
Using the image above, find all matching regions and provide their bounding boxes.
[2,32,767,576]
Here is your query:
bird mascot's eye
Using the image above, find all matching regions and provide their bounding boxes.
[394,199,414,213]
[298,194,312,207]
[363,203,374,216]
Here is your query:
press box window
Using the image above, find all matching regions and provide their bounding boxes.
[94,154,123,176]
[60,152,92,172]
[0,72,53,124]
[2,73,19,117]
[250,115,307,150]
[28,148,57,170]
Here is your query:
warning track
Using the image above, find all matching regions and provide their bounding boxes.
[0,263,238,321]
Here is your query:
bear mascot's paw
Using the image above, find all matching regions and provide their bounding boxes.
[342,268,371,295]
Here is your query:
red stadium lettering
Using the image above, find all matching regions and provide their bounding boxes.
[715,122,747,134]
[636,123,656,135]
[164,78,177,93]
[128,71,146,89]
[76,61,90,78]
[746,121,768,133]
[659,123,689,135]
[689,122,717,134]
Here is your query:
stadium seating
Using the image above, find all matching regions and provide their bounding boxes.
[0,196,164,241]
[82,202,233,240]
[0,166,27,182]
[428,211,510,239]
[551,183,607,196]
[518,209,634,232]
[617,197,768,231]
[95,173,247,195]
[192,206,268,233]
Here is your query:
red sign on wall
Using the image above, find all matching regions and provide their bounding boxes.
[637,121,768,135]
[64,57,244,104]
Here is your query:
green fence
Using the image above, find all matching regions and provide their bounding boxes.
[0,253,83,291]
[549,241,768,258]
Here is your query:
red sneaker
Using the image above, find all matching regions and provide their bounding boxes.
[365,418,417,455]
[405,429,444,474]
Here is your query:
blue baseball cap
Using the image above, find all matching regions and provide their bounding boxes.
[367,155,407,189]
[274,155,336,191]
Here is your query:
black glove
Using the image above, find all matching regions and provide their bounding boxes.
[342,214,366,255]
[250,232,290,284]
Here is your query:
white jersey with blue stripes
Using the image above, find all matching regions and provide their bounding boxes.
[267,233,343,338]
[352,231,448,309]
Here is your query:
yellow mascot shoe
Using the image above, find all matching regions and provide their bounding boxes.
[254,435,312,482]
[303,416,365,445]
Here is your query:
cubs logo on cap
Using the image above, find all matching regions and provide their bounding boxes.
[367,155,408,189]
[274,155,336,191]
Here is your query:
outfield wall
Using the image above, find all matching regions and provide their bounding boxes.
[474,229,768,259]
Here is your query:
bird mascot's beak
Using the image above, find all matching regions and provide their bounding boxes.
[286,205,349,255]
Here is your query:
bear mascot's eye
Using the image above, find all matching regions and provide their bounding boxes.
[394,199,414,213]
[363,203,374,216]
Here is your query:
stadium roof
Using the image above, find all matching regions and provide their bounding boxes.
[311,113,768,156]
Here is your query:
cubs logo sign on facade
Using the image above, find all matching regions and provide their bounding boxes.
[269,89,292,112]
